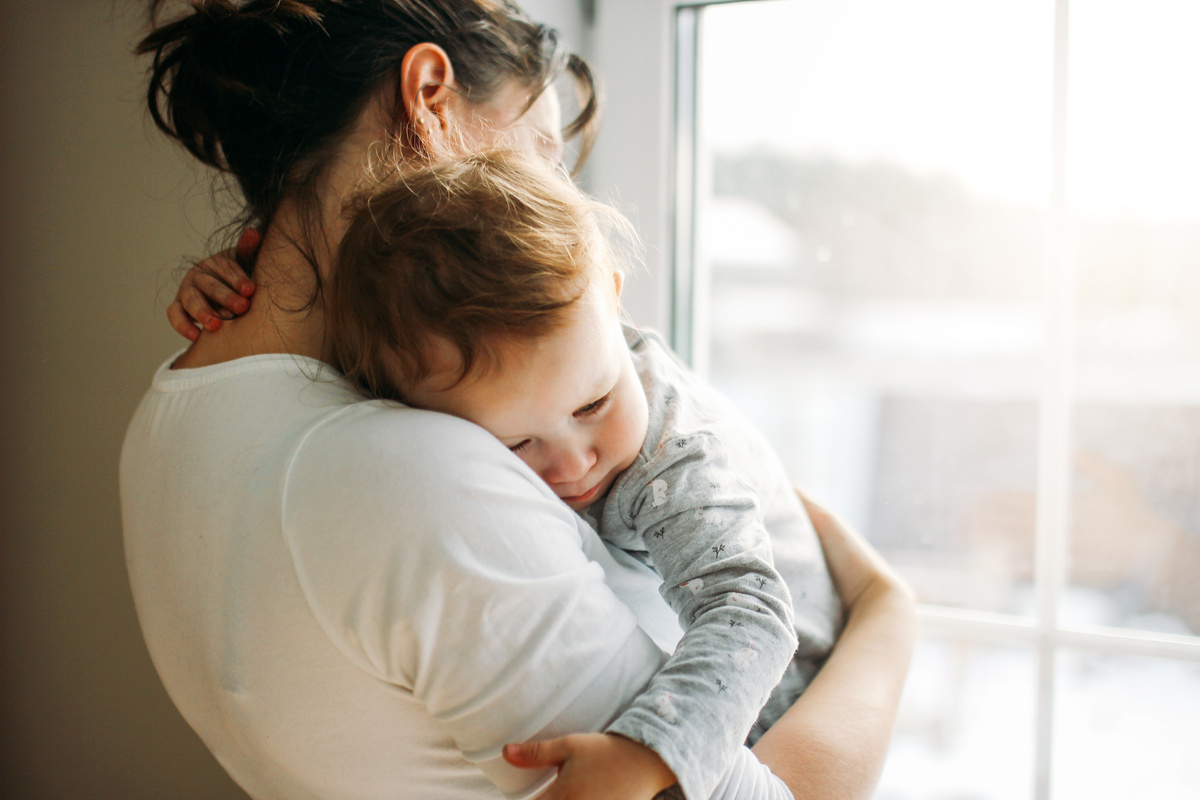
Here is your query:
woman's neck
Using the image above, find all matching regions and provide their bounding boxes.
[171,111,395,371]
[171,209,332,369]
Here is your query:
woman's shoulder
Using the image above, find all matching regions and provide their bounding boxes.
[279,399,615,687]
[283,399,580,556]
[138,349,506,463]
[293,399,529,486]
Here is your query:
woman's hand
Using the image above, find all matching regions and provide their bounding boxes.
[798,491,912,613]
[168,229,261,341]
[503,732,677,800]
[750,492,918,800]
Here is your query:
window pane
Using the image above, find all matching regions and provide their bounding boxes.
[1053,651,1200,799]
[696,0,1053,614]
[1066,407,1200,636]
[879,639,1036,800]
[1065,0,1200,636]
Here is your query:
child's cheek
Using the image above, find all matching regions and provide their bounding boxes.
[618,382,650,466]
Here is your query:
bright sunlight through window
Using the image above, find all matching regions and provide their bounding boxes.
[669,0,1200,797]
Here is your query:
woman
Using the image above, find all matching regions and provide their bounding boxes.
[121,2,917,799]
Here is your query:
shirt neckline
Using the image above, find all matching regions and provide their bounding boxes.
[152,350,341,393]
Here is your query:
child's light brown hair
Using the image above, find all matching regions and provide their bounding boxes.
[328,149,635,401]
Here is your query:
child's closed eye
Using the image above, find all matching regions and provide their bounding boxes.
[574,392,612,418]
[509,439,531,454]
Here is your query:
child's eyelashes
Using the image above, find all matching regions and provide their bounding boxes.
[574,392,612,418]
[505,391,614,454]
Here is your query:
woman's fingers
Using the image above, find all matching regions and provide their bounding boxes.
[798,489,906,610]
[797,492,834,537]
[503,737,572,769]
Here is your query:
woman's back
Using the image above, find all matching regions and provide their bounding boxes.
[120,354,469,798]
[120,353,675,799]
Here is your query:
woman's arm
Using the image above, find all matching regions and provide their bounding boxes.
[506,494,917,800]
[751,494,918,799]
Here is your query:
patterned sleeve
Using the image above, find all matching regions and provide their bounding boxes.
[604,432,799,800]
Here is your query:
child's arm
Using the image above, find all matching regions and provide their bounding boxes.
[502,493,914,800]
[598,433,800,800]
[750,493,918,799]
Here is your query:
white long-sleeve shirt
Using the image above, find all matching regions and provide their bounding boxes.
[120,352,794,800]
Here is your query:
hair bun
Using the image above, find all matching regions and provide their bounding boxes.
[138,1,330,207]
[138,0,599,232]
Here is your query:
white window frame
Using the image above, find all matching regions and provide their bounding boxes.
[587,1,1200,797]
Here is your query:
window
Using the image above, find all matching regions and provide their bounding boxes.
[590,1,1200,797]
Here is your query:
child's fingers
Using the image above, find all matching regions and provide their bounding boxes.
[177,281,224,332]
[167,300,201,342]
[167,234,260,339]
[234,228,263,271]
[194,271,251,315]
[502,737,573,769]
[203,243,256,298]
[194,248,255,301]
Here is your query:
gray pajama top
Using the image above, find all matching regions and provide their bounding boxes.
[581,327,842,800]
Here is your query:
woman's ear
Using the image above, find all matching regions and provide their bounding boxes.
[397,43,456,151]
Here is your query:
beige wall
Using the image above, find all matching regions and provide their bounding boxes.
[0,1,248,797]
[0,1,584,798]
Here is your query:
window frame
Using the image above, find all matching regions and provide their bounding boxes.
[587,1,1200,797]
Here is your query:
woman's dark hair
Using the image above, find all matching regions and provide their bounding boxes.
[137,0,599,258]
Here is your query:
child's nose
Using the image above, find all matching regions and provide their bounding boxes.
[542,442,597,486]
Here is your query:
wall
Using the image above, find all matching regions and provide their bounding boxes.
[0,1,586,797]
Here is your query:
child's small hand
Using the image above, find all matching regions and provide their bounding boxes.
[168,228,260,341]
[503,732,678,800]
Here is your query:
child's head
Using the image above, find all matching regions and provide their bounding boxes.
[329,150,649,509]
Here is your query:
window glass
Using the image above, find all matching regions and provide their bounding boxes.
[1064,0,1200,636]
[696,0,1053,614]
[685,3,1200,795]
[880,640,1036,800]
[1052,651,1200,799]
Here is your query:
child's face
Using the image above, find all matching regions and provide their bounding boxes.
[405,273,650,511]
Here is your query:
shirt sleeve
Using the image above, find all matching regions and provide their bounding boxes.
[605,432,799,800]
[709,748,796,800]
[280,404,796,800]
[280,405,653,797]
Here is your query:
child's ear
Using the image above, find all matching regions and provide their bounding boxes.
[613,270,624,300]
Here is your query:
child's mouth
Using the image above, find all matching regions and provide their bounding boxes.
[560,483,600,506]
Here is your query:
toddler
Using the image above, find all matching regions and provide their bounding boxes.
[327,151,841,800]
